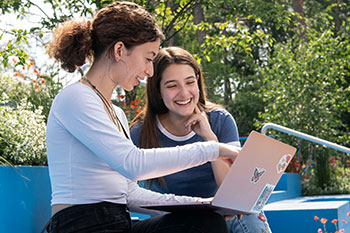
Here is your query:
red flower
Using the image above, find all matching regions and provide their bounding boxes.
[339,229,344,233]
[331,219,338,224]
[314,216,319,221]
[318,228,322,233]
[347,212,350,216]
[320,218,327,224]
[342,220,347,223]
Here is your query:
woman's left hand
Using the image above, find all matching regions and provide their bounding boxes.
[184,106,217,141]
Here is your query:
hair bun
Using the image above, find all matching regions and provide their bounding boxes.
[48,20,93,72]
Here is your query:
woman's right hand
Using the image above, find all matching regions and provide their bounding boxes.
[217,143,241,165]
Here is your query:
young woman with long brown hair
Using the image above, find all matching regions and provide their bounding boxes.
[130,46,272,233]
[45,2,240,233]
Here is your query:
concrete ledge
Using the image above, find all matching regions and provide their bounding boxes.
[268,190,288,203]
[268,173,302,203]
[264,195,350,233]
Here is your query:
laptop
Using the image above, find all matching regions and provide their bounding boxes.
[141,130,297,215]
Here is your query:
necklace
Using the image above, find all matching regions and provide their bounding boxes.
[81,76,129,139]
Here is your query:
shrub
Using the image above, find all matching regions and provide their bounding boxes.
[0,94,47,165]
[0,73,62,122]
[0,72,61,165]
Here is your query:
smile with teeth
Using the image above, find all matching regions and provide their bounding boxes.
[175,98,192,105]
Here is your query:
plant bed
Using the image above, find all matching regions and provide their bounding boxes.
[0,165,51,233]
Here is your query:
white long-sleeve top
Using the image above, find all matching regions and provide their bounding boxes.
[46,82,219,212]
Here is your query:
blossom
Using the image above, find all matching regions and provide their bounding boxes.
[318,228,322,233]
[320,218,327,224]
[314,216,319,221]
[331,219,338,224]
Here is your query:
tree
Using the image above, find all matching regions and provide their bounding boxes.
[257,21,350,193]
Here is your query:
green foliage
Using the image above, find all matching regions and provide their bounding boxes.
[0,94,47,165]
[257,18,350,194]
[0,28,30,68]
[0,74,61,165]
[166,0,297,136]
[0,73,62,122]
[303,157,350,196]
[257,22,350,145]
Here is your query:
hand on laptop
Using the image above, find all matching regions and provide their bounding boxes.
[217,143,241,165]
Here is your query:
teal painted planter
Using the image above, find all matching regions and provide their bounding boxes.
[0,165,51,233]
[268,172,302,203]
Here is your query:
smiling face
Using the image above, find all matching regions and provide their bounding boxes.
[159,64,200,119]
[117,39,160,91]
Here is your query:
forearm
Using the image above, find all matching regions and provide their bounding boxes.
[127,180,198,215]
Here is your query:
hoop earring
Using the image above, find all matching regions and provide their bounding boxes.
[107,63,117,84]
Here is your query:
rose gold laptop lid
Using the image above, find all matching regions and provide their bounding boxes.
[140,130,296,215]
[212,130,297,213]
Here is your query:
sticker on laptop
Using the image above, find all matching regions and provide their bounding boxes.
[250,167,266,184]
[251,184,275,213]
[276,154,292,174]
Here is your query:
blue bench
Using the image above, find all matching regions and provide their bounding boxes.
[265,195,350,233]
[264,173,349,232]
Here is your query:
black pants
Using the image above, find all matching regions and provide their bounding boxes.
[46,202,228,233]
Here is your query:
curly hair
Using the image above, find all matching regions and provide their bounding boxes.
[48,1,164,73]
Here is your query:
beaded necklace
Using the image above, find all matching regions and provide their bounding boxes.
[81,76,129,139]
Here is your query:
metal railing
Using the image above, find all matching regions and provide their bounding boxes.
[261,123,350,154]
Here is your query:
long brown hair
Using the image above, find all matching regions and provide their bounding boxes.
[48,1,164,72]
[130,47,220,187]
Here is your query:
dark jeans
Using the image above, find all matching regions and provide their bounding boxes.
[47,202,132,233]
[46,202,228,233]
[131,211,228,233]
